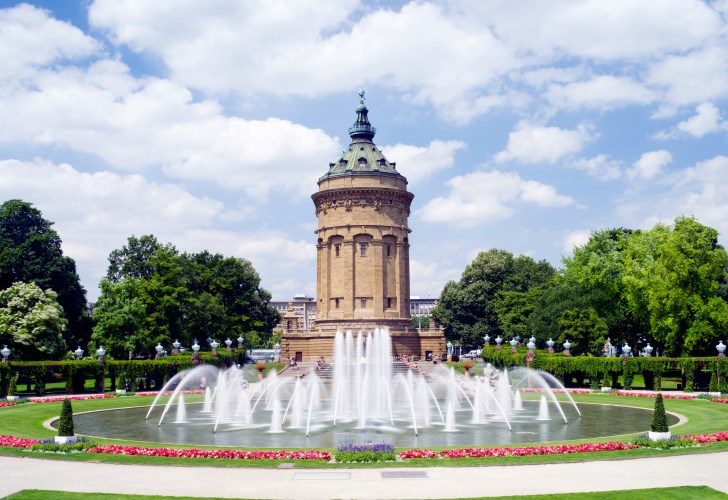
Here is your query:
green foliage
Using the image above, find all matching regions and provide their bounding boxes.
[30,437,97,453]
[0,200,90,351]
[557,308,609,356]
[335,443,396,463]
[92,235,281,358]
[433,249,554,348]
[7,372,17,396]
[651,393,669,433]
[0,282,68,360]
[631,434,695,449]
[58,398,74,436]
[622,217,728,356]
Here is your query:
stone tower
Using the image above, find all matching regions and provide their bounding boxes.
[282,91,445,361]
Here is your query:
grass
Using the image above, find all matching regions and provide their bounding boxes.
[5,486,726,500]
[1,392,728,468]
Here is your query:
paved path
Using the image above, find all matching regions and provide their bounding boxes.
[1,452,728,499]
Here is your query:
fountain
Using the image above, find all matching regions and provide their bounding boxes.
[72,327,665,448]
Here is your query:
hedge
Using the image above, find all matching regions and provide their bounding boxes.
[482,347,728,393]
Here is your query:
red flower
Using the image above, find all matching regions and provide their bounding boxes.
[86,445,332,461]
[0,435,41,447]
[399,442,638,460]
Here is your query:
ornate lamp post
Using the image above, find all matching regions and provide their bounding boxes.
[210,339,219,357]
[237,336,244,349]
[225,338,233,352]
[274,342,281,362]
[446,341,453,361]
[1,345,10,363]
[155,343,164,359]
[563,340,571,356]
[717,340,726,358]
[191,340,201,366]
[74,346,84,360]
[172,339,181,355]
[546,338,555,353]
[96,346,106,392]
[484,334,490,347]
[495,336,502,350]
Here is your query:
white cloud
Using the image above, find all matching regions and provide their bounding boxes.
[417,170,575,227]
[647,46,728,106]
[677,103,725,137]
[0,4,101,79]
[382,140,466,184]
[568,155,622,181]
[409,259,460,299]
[88,1,518,124]
[494,121,594,164]
[0,158,315,300]
[468,0,720,60]
[562,230,591,253]
[546,75,655,111]
[627,150,672,180]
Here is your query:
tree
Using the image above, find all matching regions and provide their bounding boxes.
[0,200,89,349]
[58,398,74,437]
[92,236,281,355]
[0,282,67,360]
[622,217,728,356]
[556,308,608,356]
[651,393,668,433]
[90,278,147,360]
[432,249,554,348]
[561,228,639,343]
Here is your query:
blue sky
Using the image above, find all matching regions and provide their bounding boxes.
[1,0,727,302]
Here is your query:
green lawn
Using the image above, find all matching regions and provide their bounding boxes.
[5,486,726,500]
[1,392,728,468]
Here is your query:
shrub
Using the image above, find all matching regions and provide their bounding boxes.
[7,373,17,397]
[631,434,695,449]
[651,393,669,433]
[30,437,96,453]
[335,443,396,462]
[58,398,74,437]
[709,371,719,393]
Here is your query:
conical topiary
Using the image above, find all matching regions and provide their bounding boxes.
[7,373,17,397]
[651,393,668,433]
[58,398,75,437]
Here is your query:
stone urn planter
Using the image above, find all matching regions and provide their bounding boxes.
[54,435,78,445]
[116,389,127,395]
[648,431,672,441]
[5,395,19,401]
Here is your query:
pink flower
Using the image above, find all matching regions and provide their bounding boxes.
[399,442,639,460]
[86,445,332,461]
[0,402,16,407]
[0,435,40,447]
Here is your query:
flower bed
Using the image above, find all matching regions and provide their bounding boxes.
[0,402,16,407]
[399,441,638,460]
[29,394,116,403]
[519,388,593,395]
[684,432,728,444]
[610,391,697,399]
[710,398,728,404]
[86,445,331,461]
[0,435,41,447]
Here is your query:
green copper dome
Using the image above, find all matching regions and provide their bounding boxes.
[319,89,406,182]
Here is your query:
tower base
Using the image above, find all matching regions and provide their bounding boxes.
[281,321,446,362]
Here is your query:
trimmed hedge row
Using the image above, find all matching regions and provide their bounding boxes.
[0,350,249,396]
[482,347,728,392]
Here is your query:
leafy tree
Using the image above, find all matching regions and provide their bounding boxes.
[90,278,147,360]
[561,228,639,343]
[92,236,281,355]
[556,308,608,356]
[622,217,728,356]
[0,200,89,349]
[432,249,554,349]
[0,281,67,359]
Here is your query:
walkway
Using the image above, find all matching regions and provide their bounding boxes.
[1,451,727,499]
